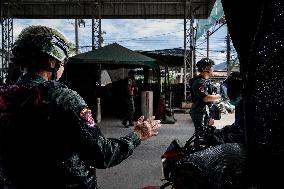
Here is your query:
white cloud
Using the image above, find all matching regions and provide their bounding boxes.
[129,19,182,37]
[100,19,183,46]
[13,26,24,39]
[14,19,75,41]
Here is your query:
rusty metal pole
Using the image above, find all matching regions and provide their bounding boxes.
[183,13,187,102]
[75,19,79,54]
[91,4,102,123]
[226,28,231,76]
[206,30,210,58]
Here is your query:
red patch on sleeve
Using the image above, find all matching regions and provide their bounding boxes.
[198,86,205,93]
[80,108,96,127]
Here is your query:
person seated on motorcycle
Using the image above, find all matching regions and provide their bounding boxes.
[205,71,245,146]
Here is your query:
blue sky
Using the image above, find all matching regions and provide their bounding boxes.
[10,18,235,64]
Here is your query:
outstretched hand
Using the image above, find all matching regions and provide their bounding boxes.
[214,94,222,103]
[133,116,161,141]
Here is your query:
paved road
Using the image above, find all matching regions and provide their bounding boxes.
[96,113,234,189]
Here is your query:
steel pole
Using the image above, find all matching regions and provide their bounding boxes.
[75,19,79,54]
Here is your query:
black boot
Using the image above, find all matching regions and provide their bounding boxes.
[128,121,134,127]
[122,120,129,128]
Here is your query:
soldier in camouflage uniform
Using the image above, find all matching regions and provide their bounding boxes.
[0,26,160,189]
[122,70,137,128]
[190,58,221,143]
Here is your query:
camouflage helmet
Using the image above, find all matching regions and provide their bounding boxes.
[196,58,215,72]
[12,25,72,69]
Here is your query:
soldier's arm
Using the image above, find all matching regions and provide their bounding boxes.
[192,79,208,101]
[193,80,221,103]
[52,87,141,169]
[203,94,221,102]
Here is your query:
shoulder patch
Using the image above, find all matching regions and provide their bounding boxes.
[52,88,87,112]
[198,85,205,93]
[80,108,95,128]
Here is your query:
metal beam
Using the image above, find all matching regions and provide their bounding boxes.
[91,4,102,88]
[3,0,215,19]
[1,3,13,82]
[92,4,102,50]
[91,4,103,123]
[183,1,195,102]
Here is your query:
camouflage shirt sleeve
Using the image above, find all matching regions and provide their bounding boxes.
[192,78,209,102]
[51,87,141,169]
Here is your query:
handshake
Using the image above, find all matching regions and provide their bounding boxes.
[133,116,161,141]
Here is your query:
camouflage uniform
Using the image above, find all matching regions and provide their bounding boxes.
[190,76,213,139]
[0,74,141,189]
[0,25,141,188]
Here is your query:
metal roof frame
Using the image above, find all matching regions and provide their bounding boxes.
[2,0,215,19]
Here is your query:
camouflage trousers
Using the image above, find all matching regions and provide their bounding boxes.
[190,112,210,138]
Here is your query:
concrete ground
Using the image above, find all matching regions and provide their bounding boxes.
[96,112,235,189]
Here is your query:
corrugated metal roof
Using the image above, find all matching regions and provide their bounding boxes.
[2,0,216,19]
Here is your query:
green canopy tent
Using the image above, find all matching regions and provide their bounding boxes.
[65,43,161,119]
[68,43,158,71]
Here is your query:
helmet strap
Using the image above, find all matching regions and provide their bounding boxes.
[47,58,60,80]
[51,64,60,80]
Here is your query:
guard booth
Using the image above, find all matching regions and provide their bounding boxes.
[64,43,160,121]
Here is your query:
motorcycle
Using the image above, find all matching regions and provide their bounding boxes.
[160,131,212,189]
[160,127,246,189]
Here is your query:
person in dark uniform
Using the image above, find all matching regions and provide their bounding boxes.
[122,69,137,128]
[190,58,221,143]
[0,25,160,189]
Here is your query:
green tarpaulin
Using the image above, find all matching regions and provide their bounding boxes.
[196,0,224,40]
[68,43,159,74]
